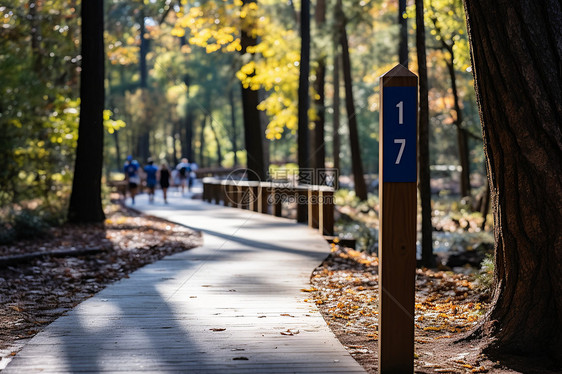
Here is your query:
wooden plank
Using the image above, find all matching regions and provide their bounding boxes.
[3,197,366,374]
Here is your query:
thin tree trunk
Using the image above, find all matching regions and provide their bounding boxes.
[333,51,341,190]
[416,0,435,267]
[297,0,311,181]
[198,116,206,168]
[137,9,150,161]
[445,54,471,197]
[338,2,367,200]
[312,0,326,184]
[398,0,408,67]
[114,130,122,171]
[229,86,238,166]
[183,74,194,160]
[68,0,105,223]
[463,0,562,361]
[28,0,42,73]
[240,0,266,181]
[207,97,222,166]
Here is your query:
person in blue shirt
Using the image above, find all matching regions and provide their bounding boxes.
[144,157,158,203]
[123,155,140,204]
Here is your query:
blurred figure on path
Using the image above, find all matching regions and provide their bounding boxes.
[188,161,198,191]
[144,157,158,203]
[123,155,140,204]
[176,158,191,195]
[159,161,171,204]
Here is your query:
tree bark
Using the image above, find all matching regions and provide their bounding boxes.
[338,2,367,201]
[240,0,266,181]
[463,0,562,361]
[297,0,311,180]
[416,0,435,267]
[68,0,105,223]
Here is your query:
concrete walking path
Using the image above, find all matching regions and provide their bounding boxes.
[4,190,365,373]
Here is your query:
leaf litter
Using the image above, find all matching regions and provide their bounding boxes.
[307,244,504,373]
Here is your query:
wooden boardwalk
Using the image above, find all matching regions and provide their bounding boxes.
[4,191,365,373]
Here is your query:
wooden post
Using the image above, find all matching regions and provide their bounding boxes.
[308,187,320,229]
[378,64,418,374]
[213,182,222,205]
[258,183,269,214]
[296,186,309,223]
[249,182,260,212]
[319,188,334,236]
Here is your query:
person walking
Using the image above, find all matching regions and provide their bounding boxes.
[123,155,140,204]
[175,158,191,195]
[144,157,158,203]
[159,161,171,204]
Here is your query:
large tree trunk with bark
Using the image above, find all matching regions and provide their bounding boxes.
[240,0,266,181]
[416,0,435,267]
[68,0,105,223]
[463,0,562,362]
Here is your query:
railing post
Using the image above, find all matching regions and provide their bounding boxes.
[319,188,334,236]
[270,184,283,217]
[202,179,211,202]
[258,183,269,214]
[295,186,308,223]
[248,182,260,212]
[308,186,320,229]
[239,182,250,210]
[212,182,222,205]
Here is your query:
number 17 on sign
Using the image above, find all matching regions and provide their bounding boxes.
[378,64,418,374]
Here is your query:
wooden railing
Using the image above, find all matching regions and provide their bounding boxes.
[202,178,334,236]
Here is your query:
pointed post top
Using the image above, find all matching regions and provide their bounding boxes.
[380,64,418,87]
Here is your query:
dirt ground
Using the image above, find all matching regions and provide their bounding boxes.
[0,204,560,373]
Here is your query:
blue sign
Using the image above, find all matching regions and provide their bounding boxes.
[382,86,417,182]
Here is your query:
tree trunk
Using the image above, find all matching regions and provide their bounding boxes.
[28,0,42,73]
[207,97,222,166]
[240,0,266,181]
[333,50,341,190]
[229,85,238,166]
[416,0,435,267]
[312,0,326,184]
[398,0,408,67]
[198,115,206,168]
[113,130,122,171]
[297,0,311,181]
[445,54,471,198]
[183,74,194,161]
[463,0,562,361]
[338,3,367,201]
[137,9,150,161]
[68,0,105,223]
